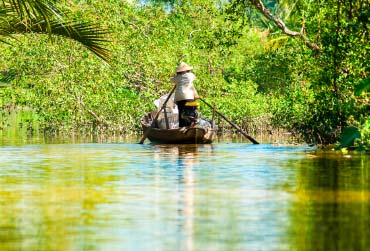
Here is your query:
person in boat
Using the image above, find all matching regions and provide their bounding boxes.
[170,62,200,127]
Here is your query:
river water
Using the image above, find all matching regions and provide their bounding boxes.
[0,136,369,251]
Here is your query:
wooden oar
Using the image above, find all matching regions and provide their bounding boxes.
[199,98,259,144]
[139,85,176,144]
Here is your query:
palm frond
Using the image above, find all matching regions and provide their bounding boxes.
[1,1,111,63]
[1,16,111,63]
[3,0,63,23]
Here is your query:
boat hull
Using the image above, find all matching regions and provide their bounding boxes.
[142,125,217,144]
[141,112,217,144]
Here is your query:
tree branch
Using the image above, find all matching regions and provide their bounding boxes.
[250,0,321,52]
[76,95,107,126]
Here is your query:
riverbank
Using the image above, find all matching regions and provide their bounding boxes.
[0,109,300,145]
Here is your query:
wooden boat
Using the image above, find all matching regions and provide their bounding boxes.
[141,111,217,144]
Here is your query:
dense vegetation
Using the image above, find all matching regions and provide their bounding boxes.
[1,0,369,148]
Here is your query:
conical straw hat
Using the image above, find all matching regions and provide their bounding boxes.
[175,62,193,73]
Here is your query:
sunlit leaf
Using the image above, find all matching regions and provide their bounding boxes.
[0,0,111,63]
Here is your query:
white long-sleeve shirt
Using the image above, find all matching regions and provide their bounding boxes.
[170,72,199,102]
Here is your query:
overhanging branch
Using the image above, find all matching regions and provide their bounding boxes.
[250,0,321,52]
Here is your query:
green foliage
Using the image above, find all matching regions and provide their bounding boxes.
[0,0,111,62]
[1,0,369,144]
[355,77,370,97]
[339,126,361,148]
[0,69,17,84]
[239,0,370,145]
[356,118,370,151]
[1,0,269,135]
[335,118,370,151]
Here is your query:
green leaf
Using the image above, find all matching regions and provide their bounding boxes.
[355,77,370,96]
[1,0,111,63]
[339,126,361,147]
[0,69,17,85]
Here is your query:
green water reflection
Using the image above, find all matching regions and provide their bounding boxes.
[0,141,369,251]
[290,152,370,251]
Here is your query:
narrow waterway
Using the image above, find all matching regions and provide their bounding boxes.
[0,137,369,251]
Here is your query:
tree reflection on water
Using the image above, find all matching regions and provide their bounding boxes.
[153,144,201,251]
[290,152,370,251]
[0,142,369,251]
